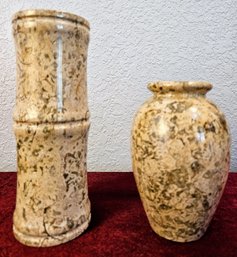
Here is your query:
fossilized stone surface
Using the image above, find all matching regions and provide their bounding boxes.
[12,9,90,123]
[12,9,91,247]
[132,81,230,242]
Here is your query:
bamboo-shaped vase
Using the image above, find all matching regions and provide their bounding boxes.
[12,9,91,247]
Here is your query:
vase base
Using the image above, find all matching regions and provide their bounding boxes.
[13,213,91,247]
[151,225,207,243]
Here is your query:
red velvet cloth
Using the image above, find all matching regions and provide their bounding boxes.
[0,172,237,257]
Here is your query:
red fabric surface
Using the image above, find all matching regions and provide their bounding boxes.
[0,172,237,257]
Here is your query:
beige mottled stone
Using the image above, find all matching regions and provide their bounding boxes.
[12,9,89,123]
[12,9,91,247]
[132,81,230,242]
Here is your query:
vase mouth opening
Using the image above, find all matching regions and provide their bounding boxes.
[12,9,90,30]
[148,81,213,95]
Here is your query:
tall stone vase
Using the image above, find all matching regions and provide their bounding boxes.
[132,81,230,242]
[12,10,91,247]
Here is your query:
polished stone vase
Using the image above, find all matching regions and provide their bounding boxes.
[132,81,230,242]
[12,10,91,247]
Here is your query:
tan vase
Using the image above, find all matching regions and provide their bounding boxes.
[131,81,230,242]
[12,10,91,247]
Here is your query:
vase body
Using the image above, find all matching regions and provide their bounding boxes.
[132,81,230,242]
[12,10,91,247]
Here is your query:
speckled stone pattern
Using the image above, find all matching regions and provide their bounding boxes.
[12,10,91,247]
[12,9,90,123]
[132,81,230,242]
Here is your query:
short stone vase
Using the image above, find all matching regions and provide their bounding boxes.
[131,81,230,242]
[12,10,91,247]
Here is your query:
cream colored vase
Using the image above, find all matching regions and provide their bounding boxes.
[132,81,230,242]
[12,10,91,247]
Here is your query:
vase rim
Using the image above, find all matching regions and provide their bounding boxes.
[12,9,90,30]
[148,81,213,94]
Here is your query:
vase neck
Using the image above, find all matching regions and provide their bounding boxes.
[148,81,212,96]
